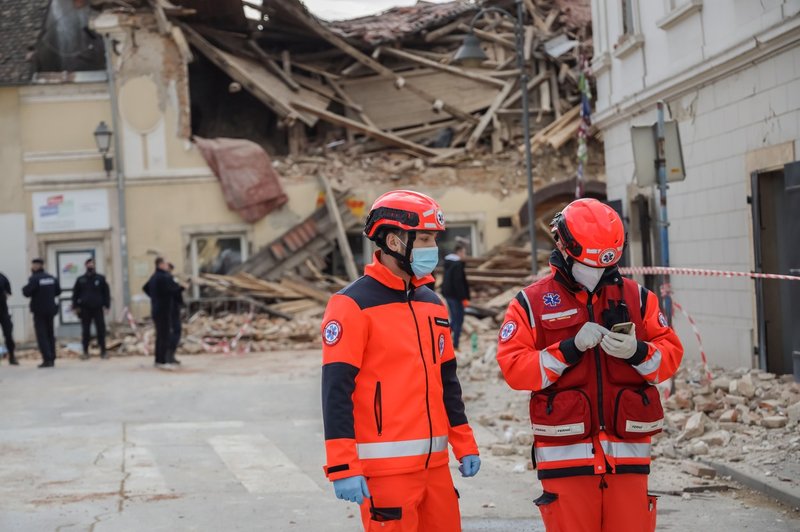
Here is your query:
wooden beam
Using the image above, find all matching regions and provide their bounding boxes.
[549,68,562,118]
[182,25,299,122]
[324,76,378,129]
[523,25,535,62]
[281,49,291,75]
[501,71,548,109]
[247,40,301,92]
[457,24,516,50]
[379,47,506,88]
[275,1,476,124]
[318,175,359,282]
[466,82,514,151]
[292,100,439,157]
[424,17,466,42]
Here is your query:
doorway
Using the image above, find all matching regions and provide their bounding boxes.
[751,161,800,375]
[45,241,105,333]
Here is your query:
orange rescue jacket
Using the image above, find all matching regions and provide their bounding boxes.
[496,252,683,480]
[322,252,479,481]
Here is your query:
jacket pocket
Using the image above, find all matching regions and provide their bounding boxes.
[427,317,437,364]
[370,505,402,522]
[530,388,592,444]
[613,385,664,439]
[374,382,383,436]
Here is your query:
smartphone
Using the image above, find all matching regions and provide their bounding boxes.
[611,322,634,334]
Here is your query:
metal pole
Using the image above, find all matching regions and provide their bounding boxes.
[655,101,672,324]
[514,0,537,275]
[103,36,131,308]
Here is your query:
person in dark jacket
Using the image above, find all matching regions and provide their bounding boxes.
[166,262,185,365]
[72,258,111,360]
[0,272,17,365]
[22,258,61,368]
[441,243,471,350]
[143,257,182,368]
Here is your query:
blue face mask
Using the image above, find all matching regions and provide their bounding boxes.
[410,246,439,279]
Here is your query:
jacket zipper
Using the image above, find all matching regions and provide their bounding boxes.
[374,381,383,436]
[586,297,606,430]
[407,289,433,469]
[427,317,437,364]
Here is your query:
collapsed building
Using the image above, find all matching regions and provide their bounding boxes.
[0,0,601,343]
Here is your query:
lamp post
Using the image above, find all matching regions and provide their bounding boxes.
[454,0,537,275]
[101,34,131,309]
[94,121,113,177]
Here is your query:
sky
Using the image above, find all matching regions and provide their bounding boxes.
[244,1,457,22]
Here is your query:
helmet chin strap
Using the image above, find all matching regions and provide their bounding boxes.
[378,231,416,278]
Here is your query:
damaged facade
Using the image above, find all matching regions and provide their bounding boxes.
[0,0,599,341]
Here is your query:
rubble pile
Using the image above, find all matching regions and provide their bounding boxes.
[106,311,322,358]
[654,366,800,470]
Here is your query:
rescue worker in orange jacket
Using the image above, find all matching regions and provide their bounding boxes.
[321,190,480,531]
[496,198,683,532]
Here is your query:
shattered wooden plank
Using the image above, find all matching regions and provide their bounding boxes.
[501,71,548,109]
[317,175,359,282]
[466,81,514,151]
[247,39,301,92]
[457,24,516,50]
[424,17,467,42]
[275,1,476,124]
[324,75,378,129]
[291,100,439,157]
[182,25,329,127]
[379,47,506,88]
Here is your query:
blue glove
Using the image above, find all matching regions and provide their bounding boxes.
[333,475,371,505]
[459,455,481,477]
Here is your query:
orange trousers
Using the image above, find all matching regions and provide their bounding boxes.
[359,465,461,531]
[536,474,657,532]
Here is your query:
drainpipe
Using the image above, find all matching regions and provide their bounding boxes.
[103,35,130,309]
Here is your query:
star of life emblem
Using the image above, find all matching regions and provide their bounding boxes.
[323,320,343,346]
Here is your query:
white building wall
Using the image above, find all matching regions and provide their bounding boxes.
[592,1,800,370]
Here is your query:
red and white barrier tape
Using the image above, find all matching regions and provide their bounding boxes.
[671,299,712,382]
[619,266,800,282]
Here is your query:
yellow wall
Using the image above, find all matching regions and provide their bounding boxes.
[20,98,112,153]
[0,88,24,211]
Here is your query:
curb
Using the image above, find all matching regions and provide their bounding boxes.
[703,459,800,511]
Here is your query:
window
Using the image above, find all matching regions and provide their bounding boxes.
[622,0,636,36]
[439,223,479,259]
[190,234,248,298]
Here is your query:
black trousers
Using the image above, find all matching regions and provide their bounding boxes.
[153,311,171,364]
[0,308,14,356]
[79,307,106,353]
[169,307,181,352]
[33,313,56,363]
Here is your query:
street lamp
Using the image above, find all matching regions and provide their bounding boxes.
[94,121,114,177]
[454,0,538,275]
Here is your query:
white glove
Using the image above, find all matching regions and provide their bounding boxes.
[601,325,638,359]
[574,322,611,352]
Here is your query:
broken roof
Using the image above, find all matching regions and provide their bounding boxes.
[0,0,51,85]
[328,1,477,46]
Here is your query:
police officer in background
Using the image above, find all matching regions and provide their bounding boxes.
[143,257,182,369]
[22,258,61,368]
[72,258,111,360]
[0,271,18,365]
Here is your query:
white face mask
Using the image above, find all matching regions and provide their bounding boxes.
[571,261,605,292]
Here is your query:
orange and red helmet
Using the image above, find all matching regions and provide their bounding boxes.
[551,198,625,267]
[364,190,445,241]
